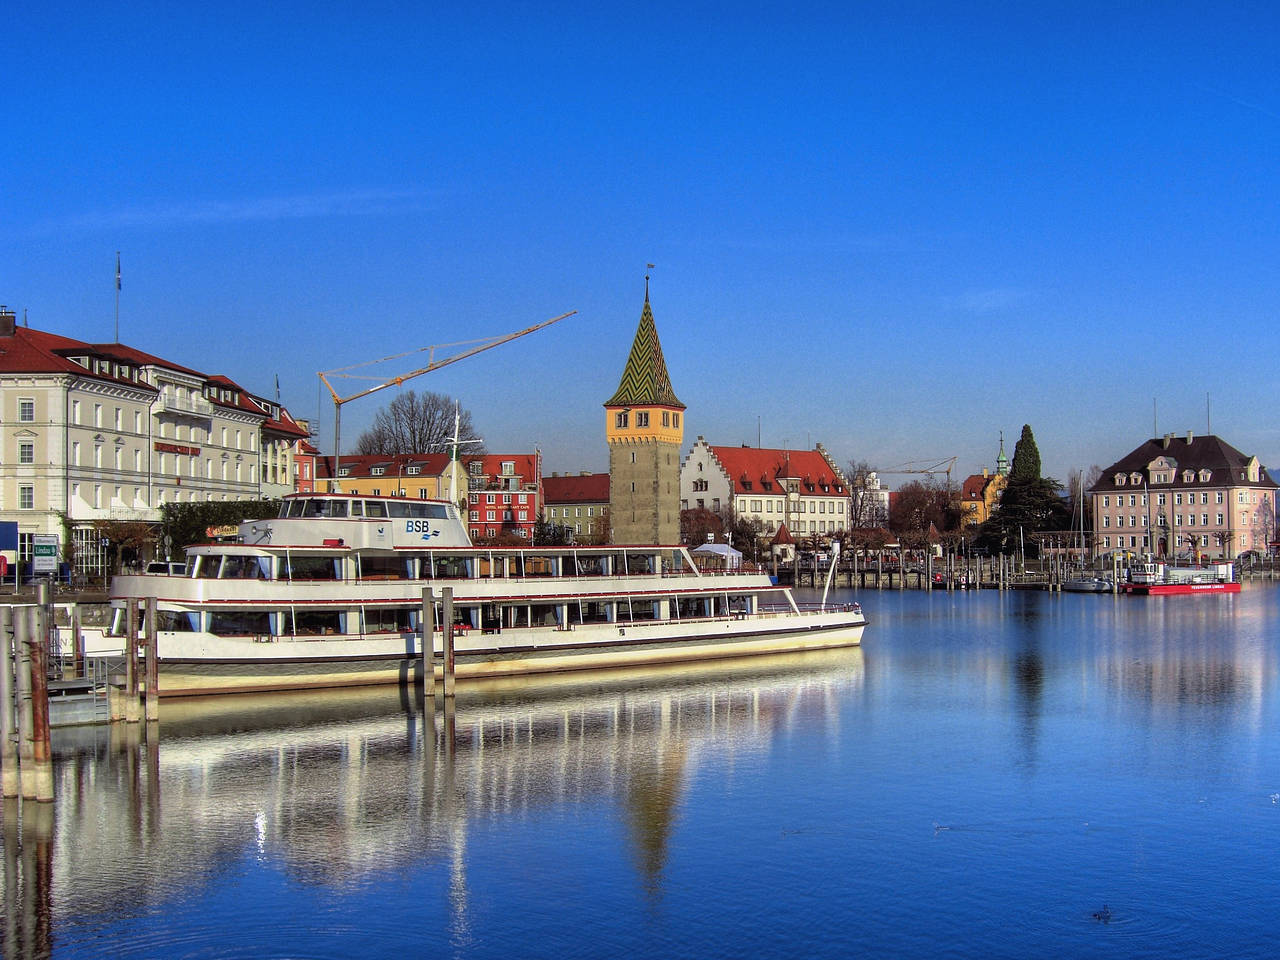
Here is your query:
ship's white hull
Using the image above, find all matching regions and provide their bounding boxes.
[152,611,865,697]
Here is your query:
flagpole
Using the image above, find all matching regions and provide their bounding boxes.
[114,251,121,342]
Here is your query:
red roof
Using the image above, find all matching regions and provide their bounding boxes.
[707,445,846,496]
[771,523,796,545]
[543,473,609,505]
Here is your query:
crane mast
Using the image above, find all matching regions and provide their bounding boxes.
[318,310,576,490]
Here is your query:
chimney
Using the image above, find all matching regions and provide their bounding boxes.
[1186,430,1194,444]
[1162,434,1172,449]
[0,306,15,338]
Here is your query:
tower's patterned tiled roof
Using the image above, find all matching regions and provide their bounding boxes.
[604,294,684,409]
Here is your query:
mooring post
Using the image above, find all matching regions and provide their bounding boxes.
[71,603,84,680]
[144,597,159,722]
[28,605,52,803]
[125,598,140,724]
[0,607,17,800]
[421,587,436,689]
[15,609,35,800]
[442,586,455,698]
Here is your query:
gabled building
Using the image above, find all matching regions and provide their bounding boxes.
[0,307,310,576]
[604,284,685,545]
[542,472,609,543]
[960,437,1010,528]
[1088,432,1278,559]
[463,453,542,541]
[680,438,849,540]
[318,453,453,500]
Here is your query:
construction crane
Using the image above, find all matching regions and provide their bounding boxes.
[318,311,576,490]
[877,457,959,489]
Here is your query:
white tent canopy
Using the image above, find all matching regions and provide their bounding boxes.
[692,542,743,570]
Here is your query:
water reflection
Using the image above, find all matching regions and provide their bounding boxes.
[6,649,864,950]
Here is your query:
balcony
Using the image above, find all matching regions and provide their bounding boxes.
[159,395,213,419]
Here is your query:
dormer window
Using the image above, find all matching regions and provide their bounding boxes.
[1182,470,1194,483]
[501,461,515,476]
[1199,469,1211,482]
[1129,473,1142,485]
[1114,474,1126,486]
[469,461,483,475]
[407,466,420,476]
[371,467,385,476]
[338,467,350,476]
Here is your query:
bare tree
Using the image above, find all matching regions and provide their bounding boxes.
[846,459,887,528]
[354,390,483,456]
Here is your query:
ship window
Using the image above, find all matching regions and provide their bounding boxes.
[365,500,388,518]
[155,611,199,632]
[287,610,344,636]
[359,555,409,580]
[209,611,271,636]
[218,555,270,579]
[280,555,341,580]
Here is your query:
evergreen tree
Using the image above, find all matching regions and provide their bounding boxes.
[974,424,1070,556]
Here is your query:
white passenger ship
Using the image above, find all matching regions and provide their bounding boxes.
[108,493,865,697]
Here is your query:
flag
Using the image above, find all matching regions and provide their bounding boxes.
[115,253,121,291]
[275,375,280,401]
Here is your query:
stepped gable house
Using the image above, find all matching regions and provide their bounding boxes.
[680,439,849,540]
[1088,432,1277,559]
[604,285,685,545]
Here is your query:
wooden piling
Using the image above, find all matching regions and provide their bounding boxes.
[0,608,16,800]
[144,596,159,722]
[421,587,436,687]
[442,587,455,698]
[29,605,53,803]
[15,609,35,800]
[125,598,140,724]
[71,603,84,680]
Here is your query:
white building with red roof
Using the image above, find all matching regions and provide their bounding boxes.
[680,438,850,541]
[0,307,309,576]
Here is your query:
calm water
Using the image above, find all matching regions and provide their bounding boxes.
[6,584,1280,959]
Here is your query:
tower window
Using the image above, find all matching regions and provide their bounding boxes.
[631,452,636,464]
[636,411,649,428]
[615,411,629,428]
[662,411,670,427]
[673,413,680,428]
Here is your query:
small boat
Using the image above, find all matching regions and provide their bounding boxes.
[108,492,867,697]
[1062,575,1113,593]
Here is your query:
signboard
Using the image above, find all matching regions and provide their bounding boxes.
[33,534,59,574]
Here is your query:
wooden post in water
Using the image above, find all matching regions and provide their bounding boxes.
[144,596,159,722]
[125,599,140,724]
[442,586,455,698]
[15,609,35,800]
[421,587,436,688]
[71,603,84,680]
[28,605,52,802]
[0,607,17,800]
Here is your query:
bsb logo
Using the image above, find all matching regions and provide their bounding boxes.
[406,520,440,540]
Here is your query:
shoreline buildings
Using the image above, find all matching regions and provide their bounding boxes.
[1089,432,1278,559]
[0,307,308,576]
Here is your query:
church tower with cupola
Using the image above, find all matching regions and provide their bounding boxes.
[604,281,685,545]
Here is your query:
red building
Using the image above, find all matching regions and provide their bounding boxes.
[463,453,542,541]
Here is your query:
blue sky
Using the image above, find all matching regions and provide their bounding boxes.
[5,2,1279,485]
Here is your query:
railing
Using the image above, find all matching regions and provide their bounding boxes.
[159,395,213,417]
